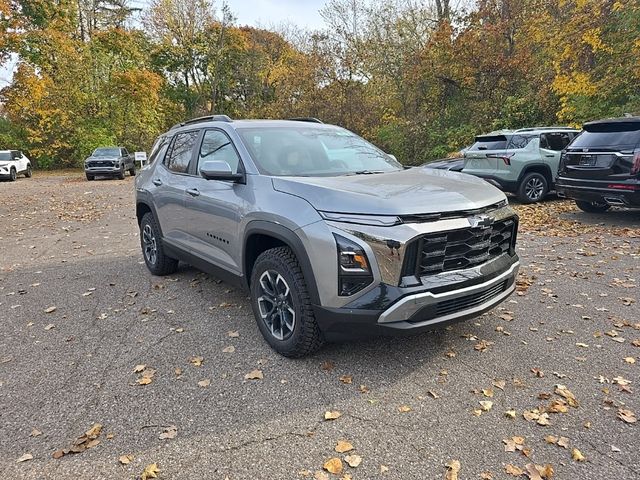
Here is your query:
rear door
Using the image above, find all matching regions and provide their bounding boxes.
[463,134,508,178]
[539,131,574,181]
[562,122,640,181]
[152,130,201,247]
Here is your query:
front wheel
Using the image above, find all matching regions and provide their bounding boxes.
[517,172,548,203]
[575,200,610,213]
[117,167,125,180]
[140,212,179,276]
[250,247,323,357]
[9,167,16,181]
[25,165,32,178]
[86,173,95,181]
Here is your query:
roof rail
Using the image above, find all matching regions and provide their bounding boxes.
[514,126,576,132]
[287,117,323,124]
[171,115,233,130]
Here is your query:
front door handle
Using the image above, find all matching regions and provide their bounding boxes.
[544,154,555,158]
[186,188,200,197]
[152,178,163,186]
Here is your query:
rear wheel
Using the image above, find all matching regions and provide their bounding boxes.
[575,200,610,213]
[250,247,323,357]
[9,167,16,181]
[129,165,136,176]
[140,212,178,276]
[517,172,548,203]
[25,165,32,178]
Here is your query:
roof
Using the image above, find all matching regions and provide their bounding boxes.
[170,115,330,131]
[477,126,578,137]
[584,116,640,127]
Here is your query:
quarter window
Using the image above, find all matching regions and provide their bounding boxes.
[198,130,241,174]
[165,131,199,173]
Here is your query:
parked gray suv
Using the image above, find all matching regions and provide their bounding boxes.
[135,116,520,357]
[85,147,136,180]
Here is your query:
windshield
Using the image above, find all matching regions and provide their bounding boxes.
[236,126,402,176]
[0,152,11,161]
[93,148,120,157]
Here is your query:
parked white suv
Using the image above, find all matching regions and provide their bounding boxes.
[0,150,32,181]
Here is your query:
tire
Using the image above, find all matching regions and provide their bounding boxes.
[9,167,16,181]
[250,247,323,357]
[25,165,32,178]
[140,212,178,276]
[129,166,136,176]
[575,200,610,213]
[117,167,125,180]
[517,172,548,203]
[86,173,94,181]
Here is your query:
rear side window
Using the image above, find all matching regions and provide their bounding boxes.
[540,132,573,151]
[469,135,508,151]
[507,135,535,149]
[165,131,199,173]
[571,122,640,149]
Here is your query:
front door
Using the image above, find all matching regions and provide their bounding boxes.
[182,129,248,275]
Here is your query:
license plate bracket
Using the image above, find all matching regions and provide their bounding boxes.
[578,155,597,166]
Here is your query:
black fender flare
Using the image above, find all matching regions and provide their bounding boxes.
[244,220,321,305]
[518,163,554,186]
[136,192,164,237]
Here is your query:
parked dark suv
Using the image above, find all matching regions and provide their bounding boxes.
[557,117,640,212]
[135,116,520,357]
[84,147,136,180]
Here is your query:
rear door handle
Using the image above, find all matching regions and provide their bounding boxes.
[544,154,555,157]
[186,188,200,197]
[152,179,162,186]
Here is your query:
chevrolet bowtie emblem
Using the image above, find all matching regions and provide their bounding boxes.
[469,215,495,229]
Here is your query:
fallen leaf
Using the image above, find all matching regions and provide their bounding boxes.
[339,375,352,384]
[119,454,133,465]
[505,464,524,476]
[617,408,637,424]
[198,379,211,387]
[335,440,354,453]
[505,410,517,419]
[344,454,362,468]
[324,411,341,420]
[480,472,493,480]
[572,448,585,462]
[228,330,240,337]
[380,465,389,473]
[480,401,493,412]
[445,459,461,480]
[141,463,160,480]
[314,471,329,480]
[555,385,579,407]
[321,361,335,371]
[190,356,204,367]
[30,428,42,437]
[323,457,343,474]
[624,357,636,364]
[44,306,57,313]
[133,364,146,373]
[16,453,33,463]
[158,425,177,440]
[222,345,235,353]
[44,324,55,330]
[244,369,263,380]
[398,405,412,413]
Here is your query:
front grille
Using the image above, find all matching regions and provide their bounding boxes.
[403,217,517,278]
[435,280,507,317]
[88,161,114,167]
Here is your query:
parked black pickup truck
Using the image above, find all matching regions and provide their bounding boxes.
[84,147,136,180]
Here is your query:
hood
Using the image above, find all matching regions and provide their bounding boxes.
[272,168,505,215]
[87,156,119,161]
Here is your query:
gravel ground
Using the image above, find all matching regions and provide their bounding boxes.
[0,172,639,480]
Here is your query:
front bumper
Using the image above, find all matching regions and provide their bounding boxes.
[556,178,640,207]
[85,166,122,175]
[314,254,519,341]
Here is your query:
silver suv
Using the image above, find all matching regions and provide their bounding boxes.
[463,127,579,203]
[135,116,520,357]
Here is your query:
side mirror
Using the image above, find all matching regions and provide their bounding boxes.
[200,160,244,182]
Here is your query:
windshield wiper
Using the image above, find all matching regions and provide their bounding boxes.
[347,170,387,175]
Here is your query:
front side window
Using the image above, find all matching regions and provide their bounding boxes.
[540,132,573,151]
[198,130,241,174]
[165,131,199,173]
[236,126,402,177]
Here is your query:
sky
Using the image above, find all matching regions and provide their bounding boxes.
[0,0,330,87]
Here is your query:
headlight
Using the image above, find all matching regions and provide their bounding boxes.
[334,234,373,296]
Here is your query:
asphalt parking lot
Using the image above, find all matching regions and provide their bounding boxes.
[1,173,639,480]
